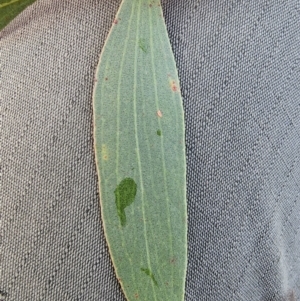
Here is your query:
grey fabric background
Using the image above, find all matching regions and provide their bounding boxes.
[1,0,299,300]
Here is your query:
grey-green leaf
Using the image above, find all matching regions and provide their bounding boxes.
[0,0,37,31]
[93,1,187,300]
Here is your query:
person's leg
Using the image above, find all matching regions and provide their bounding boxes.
[1,1,125,300]
[1,0,299,300]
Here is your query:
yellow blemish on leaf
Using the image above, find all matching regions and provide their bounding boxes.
[102,144,108,161]
[156,110,163,118]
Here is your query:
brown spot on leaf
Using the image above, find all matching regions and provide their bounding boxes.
[134,293,139,299]
[113,19,118,25]
[156,110,163,118]
[170,257,176,264]
[105,77,108,81]
[171,80,178,92]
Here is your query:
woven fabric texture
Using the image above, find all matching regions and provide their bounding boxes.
[1,0,299,300]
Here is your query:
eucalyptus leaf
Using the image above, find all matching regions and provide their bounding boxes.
[0,0,37,31]
[93,0,187,300]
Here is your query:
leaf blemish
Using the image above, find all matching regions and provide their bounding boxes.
[141,268,158,286]
[170,80,178,92]
[170,257,176,264]
[156,110,163,118]
[138,38,148,53]
[113,19,118,25]
[114,178,137,227]
[157,130,162,136]
[102,144,109,161]
[105,77,108,81]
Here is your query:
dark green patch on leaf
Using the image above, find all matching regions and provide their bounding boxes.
[138,38,148,53]
[157,130,162,136]
[114,178,137,227]
[0,0,37,31]
[140,268,158,286]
